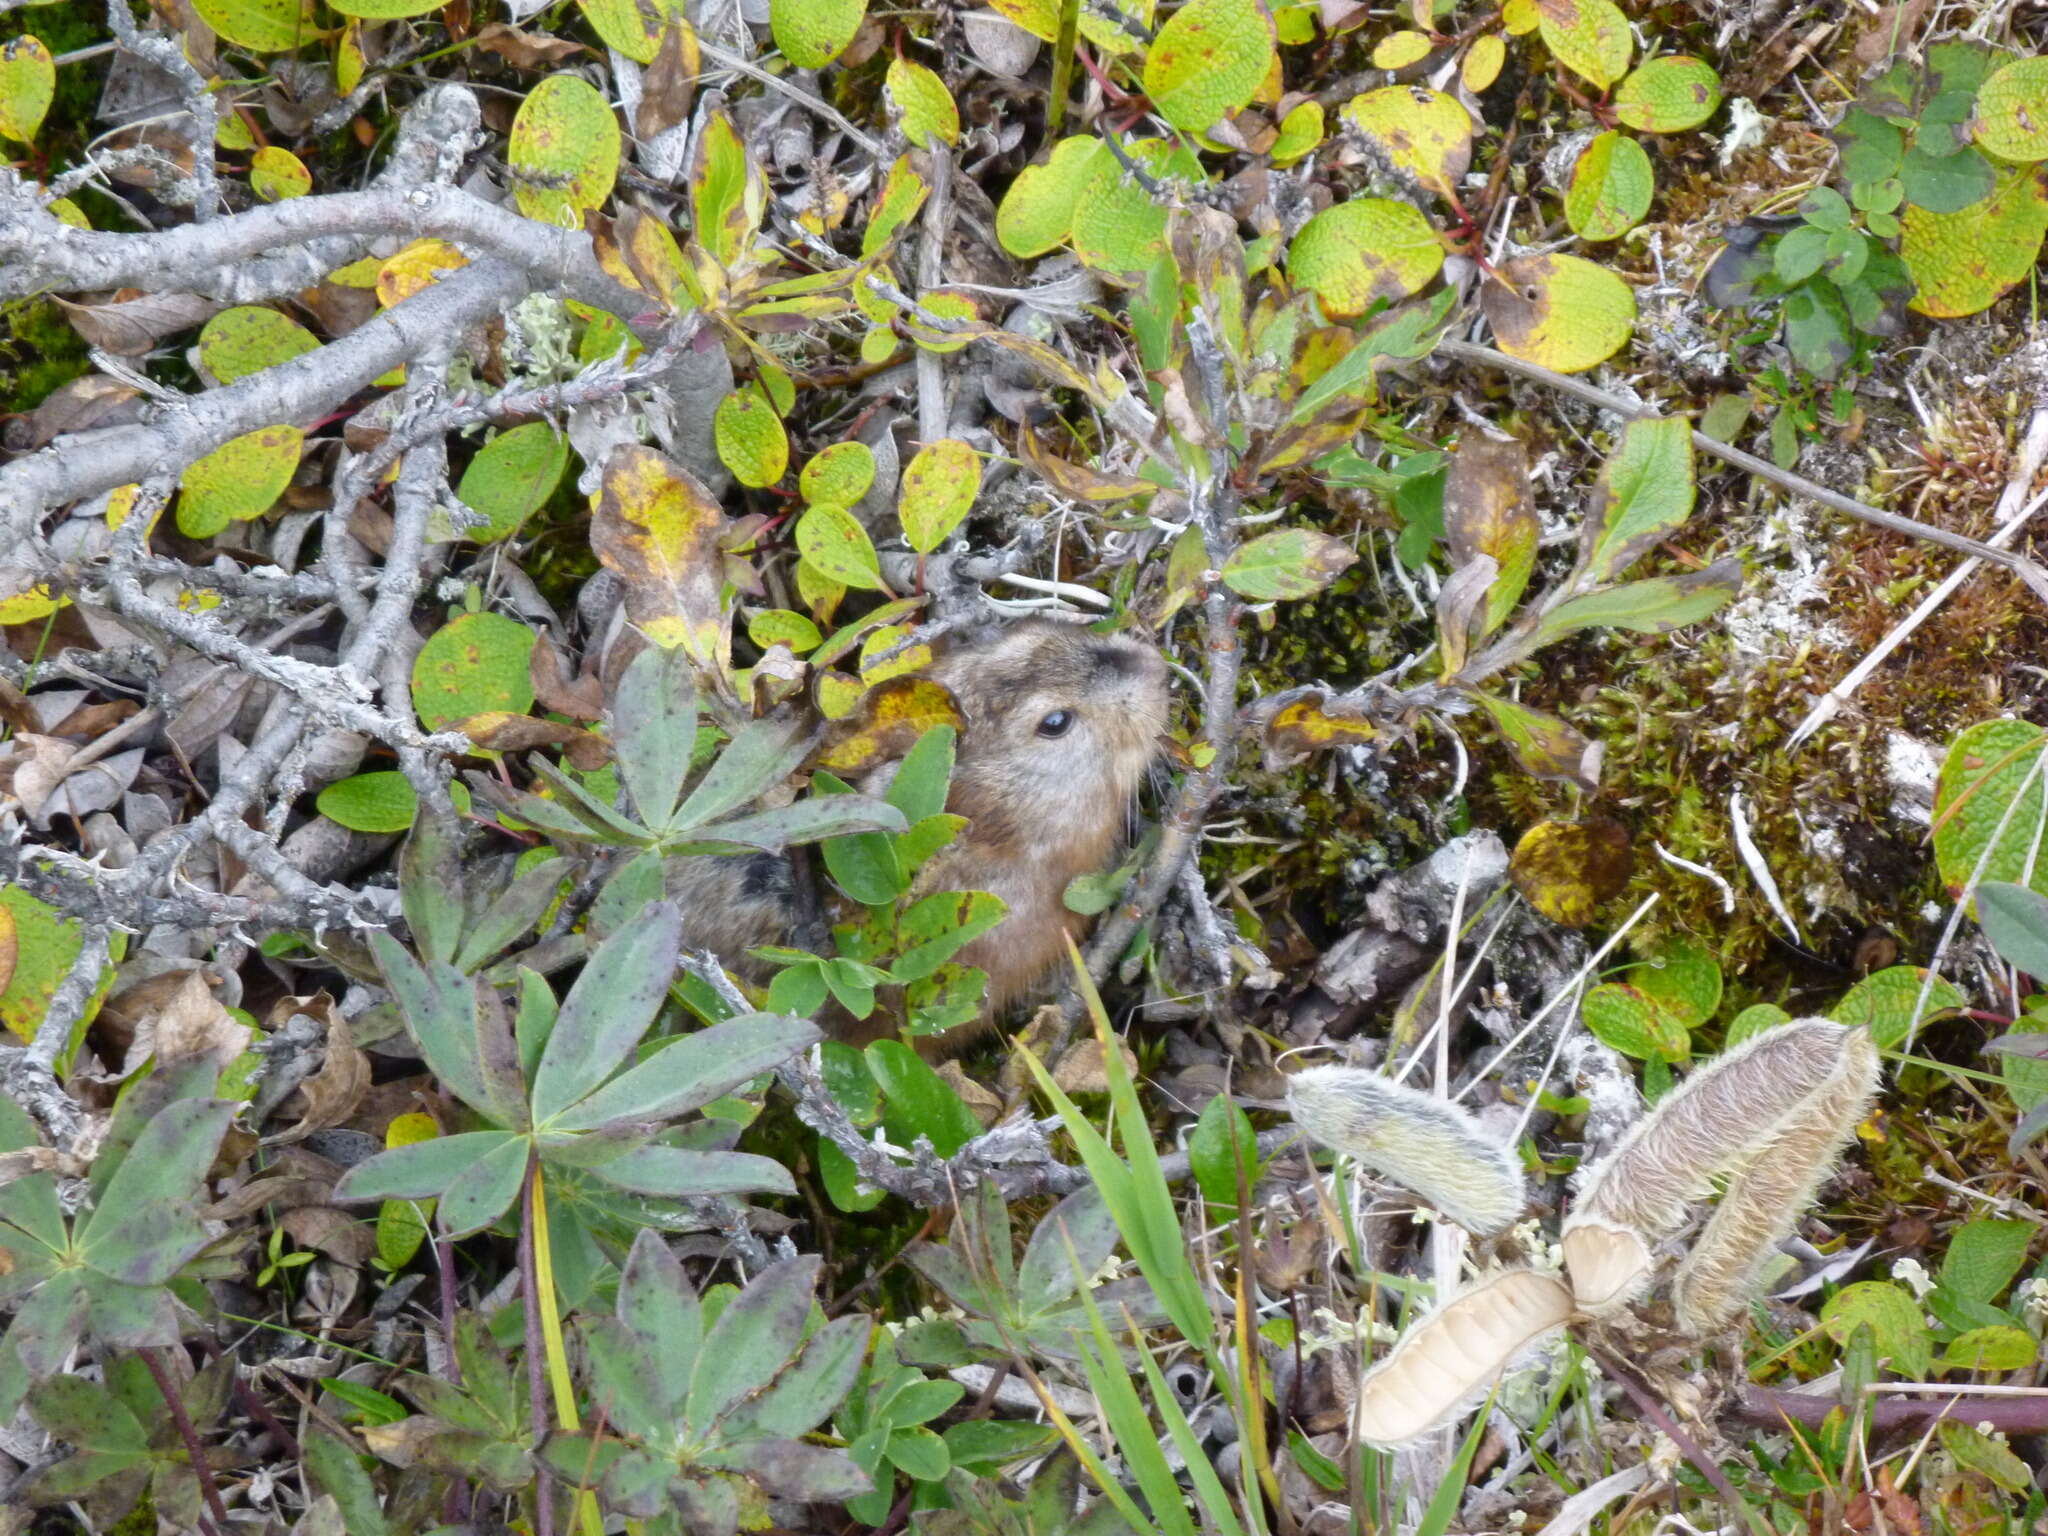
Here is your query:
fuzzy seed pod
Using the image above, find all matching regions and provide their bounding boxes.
[1286,1066,1527,1236]
[1351,1269,1575,1447]
[1670,1027,1880,1335]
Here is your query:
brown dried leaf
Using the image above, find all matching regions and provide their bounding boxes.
[1442,432,1535,637]
[636,19,700,141]
[1260,690,1383,769]
[280,1204,376,1268]
[53,290,220,356]
[267,994,371,1145]
[530,633,606,722]
[132,970,253,1077]
[473,20,587,66]
[16,375,143,449]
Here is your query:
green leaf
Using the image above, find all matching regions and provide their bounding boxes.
[1938,1324,2036,1372]
[529,902,682,1123]
[412,611,537,732]
[1581,982,1690,1061]
[549,1013,818,1132]
[1466,691,1601,789]
[684,1255,820,1435]
[508,74,621,227]
[1939,1218,2033,1305]
[1533,558,1742,646]
[996,137,1106,258]
[1938,1419,2033,1491]
[435,1132,532,1236]
[1578,416,1694,582]
[1782,280,1854,378]
[673,716,809,832]
[1900,144,1996,214]
[1564,130,1653,242]
[771,0,866,67]
[1977,882,2048,975]
[868,1040,982,1156]
[1612,54,1720,132]
[1835,107,1904,184]
[1188,1091,1259,1209]
[899,439,982,554]
[1773,224,1831,284]
[1934,720,2048,897]
[606,645,695,832]
[317,771,418,834]
[78,1098,235,1285]
[451,423,567,542]
[1973,55,2048,164]
[1287,198,1445,316]
[715,383,790,489]
[1141,0,1274,133]
[1821,1280,1931,1376]
[885,57,959,147]
[614,1227,702,1409]
[586,1145,796,1197]
[303,1427,392,1536]
[333,1131,521,1202]
[1220,527,1359,599]
[0,37,53,145]
[1828,965,1966,1049]
[796,502,887,592]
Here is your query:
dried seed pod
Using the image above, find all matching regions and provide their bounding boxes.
[1286,1066,1527,1236]
[1670,1027,1880,1336]
[1562,1018,1875,1316]
[1352,1269,1575,1446]
[1558,1218,1653,1316]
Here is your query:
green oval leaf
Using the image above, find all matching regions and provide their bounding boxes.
[510,75,621,227]
[1141,0,1275,134]
[412,611,539,731]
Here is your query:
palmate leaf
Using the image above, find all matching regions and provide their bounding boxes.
[549,1012,818,1133]
[78,1098,235,1285]
[683,1255,819,1437]
[529,902,682,1124]
[585,1145,795,1198]
[610,644,698,830]
[615,1228,701,1412]
[672,715,811,832]
[371,933,498,1119]
[8,1270,89,1377]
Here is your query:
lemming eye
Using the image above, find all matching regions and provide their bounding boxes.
[1037,710,1075,738]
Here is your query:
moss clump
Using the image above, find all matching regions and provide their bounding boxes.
[0,298,90,414]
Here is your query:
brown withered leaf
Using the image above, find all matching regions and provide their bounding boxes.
[1442,432,1535,638]
[456,711,610,771]
[473,20,586,66]
[637,18,700,142]
[592,443,733,682]
[267,994,371,1145]
[1433,552,1497,678]
[529,632,606,721]
[53,290,221,356]
[813,676,963,775]
[1020,426,1157,503]
[16,375,143,448]
[1508,817,1632,927]
[129,970,253,1077]
[280,1205,376,1268]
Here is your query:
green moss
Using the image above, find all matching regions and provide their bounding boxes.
[0,298,89,413]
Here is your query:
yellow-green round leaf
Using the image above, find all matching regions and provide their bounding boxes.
[801,441,877,507]
[0,586,61,625]
[579,0,682,61]
[249,144,311,201]
[317,771,419,833]
[413,611,539,732]
[375,1111,441,1268]
[1564,130,1653,241]
[1142,0,1276,134]
[907,291,979,353]
[1271,99,1324,165]
[0,887,110,1046]
[178,425,305,537]
[47,196,89,230]
[749,608,824,653]
[454,423,568,542]
[1287,197,1445,317]
[996,136,1106,257]
[1072,139,1200,277]
[1933,719,2048,895]
[1821,1281,1932,1377]
[510,75,621,227]
[190,0,320,52]
[199,307,320,385]
[1974,57,2048,165]
[796,503,887,591]
[1372,29,1432,69]
[1462,33,1506,91]
[330,0,441,19]
[1340,86,1471,198]
[715,383,789,488]
[1613,55,1721,133]
[0,37,53,144]
[1481,252,1635,373]
[773,0,866,68]
[887,57,959,148]
[1536,0,1629,89]
[335,21,368,93]
[989,0,1153,52]
[859,327,899,364]
[1902,165,2048,318]
[899,439,982,554]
